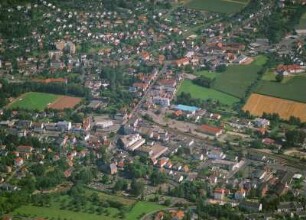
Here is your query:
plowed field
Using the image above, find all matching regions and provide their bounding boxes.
[243,93,306,122]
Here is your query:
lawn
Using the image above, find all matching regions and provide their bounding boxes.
[261,70,291,83]
[256,75,306,103]
[212,55,267,98]
[7,92,59,111]
[296,12,306,29]
[177,79,240,105]
[186,0,249,14]
[126,202,165,220]
[194,70,218,79]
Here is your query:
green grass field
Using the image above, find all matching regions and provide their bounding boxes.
[297,12,306,29]
[194,70,218,79]
[186,0,249,14]
[261,70,292,83]
[212,55,267,98]
[8,92,59,111]
[12,189,164,220]
[177,79,240,105]
[256,75,306,103]
[13,201,164,220]
[126,202,165,220]
[13,205,117,220]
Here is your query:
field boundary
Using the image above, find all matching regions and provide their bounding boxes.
[255,91,306,104]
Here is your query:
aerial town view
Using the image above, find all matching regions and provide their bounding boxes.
[0,0,306,219]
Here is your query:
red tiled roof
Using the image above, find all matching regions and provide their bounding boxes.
[277,64,302,72]
[175,57,189,65]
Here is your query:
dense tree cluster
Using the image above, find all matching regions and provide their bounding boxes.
[260,5,306,43]
[192,76,215,88]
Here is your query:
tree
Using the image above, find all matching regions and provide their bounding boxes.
[216,64,227,72]
[285,130,306,147]
[113,179,128,192]
[101,175,109,184]
[130,179,144,196]
[192,76,214,88]
[150,169,167,186]
[275,73,284,82]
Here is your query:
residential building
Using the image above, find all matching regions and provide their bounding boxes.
[213,188,229,200]
[235,188,246,200]
[109,163,118,175]
[207,150,226,160]
[14,157,24,166]
[239,200,263,212]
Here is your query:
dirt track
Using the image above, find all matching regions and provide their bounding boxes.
[49,96,82,110]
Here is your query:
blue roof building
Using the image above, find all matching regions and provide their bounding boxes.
[174,104,199,113]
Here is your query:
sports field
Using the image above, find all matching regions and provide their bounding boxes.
[177,79,240,105]
[186,0,249,14]
[7,92,82,111]
[212,55,267,99]
[256,75,306,103]
[243,93,306,122]
[8,92,59,111]
[49,96,82,110]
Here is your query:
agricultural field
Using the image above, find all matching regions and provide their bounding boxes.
[12,190,164,220]
[212,55,267,98]
[177,79,240,105]
[185,0,250,14]
[256,75,306,103]
[7,92,59,111]
[243,93,306,122]
[7,92,82,111]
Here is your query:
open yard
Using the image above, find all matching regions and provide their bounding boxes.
[177,79,240,105]
[7,92,59,111]
[212,55,267,98]
[243,93,306,122]
[7,92,82,111]
[185,0,249,14]
[256,75,306,103]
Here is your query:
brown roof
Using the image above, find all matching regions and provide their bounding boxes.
[34,78,67,84]
[198,124,223,135]
[16,145,33,153]
[170,210,185,219]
